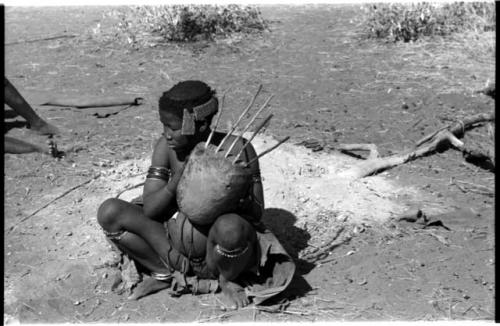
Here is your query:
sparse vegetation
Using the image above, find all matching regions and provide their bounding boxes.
[362,2,495,42]
[92,5,268,47]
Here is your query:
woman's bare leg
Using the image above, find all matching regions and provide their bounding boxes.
[4,77,59,135]
[97,198,175,262]
[97,198,193,299]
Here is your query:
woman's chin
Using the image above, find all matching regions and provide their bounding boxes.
[173,146,190,155]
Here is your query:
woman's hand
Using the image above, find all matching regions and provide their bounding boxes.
[167,160,187,192]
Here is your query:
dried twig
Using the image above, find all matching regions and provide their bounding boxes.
[416,125,450,146]
[8,173,101,233]
[454,179,493,192]
[450,178,468,193]
[115,182,145,199]
[336,143,379,159]
[197,304,310,322]
[41,96,144,108]
[424,230,449,246]
[453,179,494,197]
[300,226,352,263]
[5,33,78,46]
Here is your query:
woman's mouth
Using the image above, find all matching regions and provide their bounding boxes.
[168,142,188,152]
[166,140,178,148]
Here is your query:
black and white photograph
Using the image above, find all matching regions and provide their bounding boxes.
[4,0,495,323]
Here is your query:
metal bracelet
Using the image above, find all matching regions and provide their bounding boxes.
[147,166,171,181]
[103,229,128,241]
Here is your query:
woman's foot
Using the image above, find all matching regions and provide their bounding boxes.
[220,278,250,310]
[128,275,173,300]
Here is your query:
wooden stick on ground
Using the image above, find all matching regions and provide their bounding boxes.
[8,173,101,234]
[336,112,494,179]
[5,33,78,46]
[336,143,380,160]
[41,96,144,108]
[300,226,348,263]
[453,179,494,197]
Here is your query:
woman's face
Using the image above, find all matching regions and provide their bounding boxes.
[160,111,191,151]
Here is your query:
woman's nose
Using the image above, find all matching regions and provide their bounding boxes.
[164,133,172,140]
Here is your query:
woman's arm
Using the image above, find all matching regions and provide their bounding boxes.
[142,137,183,221]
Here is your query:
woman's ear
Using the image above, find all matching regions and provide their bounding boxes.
[198,120,210,133]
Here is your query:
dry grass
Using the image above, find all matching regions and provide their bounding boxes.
[355,29,495,97]
[361,2,495,43]
[89,5,268,48]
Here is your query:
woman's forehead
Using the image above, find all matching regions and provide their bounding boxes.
[160,110,182,126]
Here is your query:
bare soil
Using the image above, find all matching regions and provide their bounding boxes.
[4,5,495,322]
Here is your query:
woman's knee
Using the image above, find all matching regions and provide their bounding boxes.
[97,198,123,228]
[210,213,254,245]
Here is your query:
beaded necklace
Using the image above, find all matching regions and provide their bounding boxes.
[215,244,249,259]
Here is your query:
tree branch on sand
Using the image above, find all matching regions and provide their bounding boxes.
[335,112,494,179]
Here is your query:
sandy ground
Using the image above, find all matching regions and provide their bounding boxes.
[4,5,495,322]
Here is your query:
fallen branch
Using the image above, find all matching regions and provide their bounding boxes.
[8,173,101,233]
[336,143,379,159]
[336,112,494,179]
[454,179,493,193]
[453,179,494,197]
[41,96,144,108]
[5,33,78,46]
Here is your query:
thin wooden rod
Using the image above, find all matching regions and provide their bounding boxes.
[232,113,274,164]
[215,84,263,153]
[224,94,273,158]
[244,136,290,167]
[205,91,227,149]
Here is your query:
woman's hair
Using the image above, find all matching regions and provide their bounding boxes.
[159,80,216,119]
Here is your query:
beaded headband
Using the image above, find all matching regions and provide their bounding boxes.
[215,244,249,259]
[181,97,218,135]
